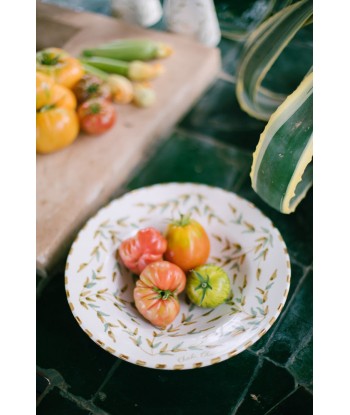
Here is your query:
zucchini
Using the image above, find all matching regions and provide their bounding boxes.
[82,39,172,61]
[80,56,129,76]
[80,57,164,81]
[81,62,109,81]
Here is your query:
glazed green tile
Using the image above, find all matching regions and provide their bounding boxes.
[236,177,313,267]
[250,261,305,353]
[126,130,251,191]
[37,274,43,287]
[234,359,295,415]
[96,351,258,415]
[265,271,312,365]
[266,386,313,415]
[214,0,273,40]
[36,274,116,398]
[287,334,313,390]
[179,79,266,151]
[37,389,90,415]
[218,37,244,75]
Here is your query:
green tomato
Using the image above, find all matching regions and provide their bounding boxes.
[186,264,232,308]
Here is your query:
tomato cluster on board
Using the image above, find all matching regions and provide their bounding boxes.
[118,215,232,329]
[36,41,171,154]
[36,48,117,154]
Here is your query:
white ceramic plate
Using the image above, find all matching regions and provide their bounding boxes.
[65,183,291,370]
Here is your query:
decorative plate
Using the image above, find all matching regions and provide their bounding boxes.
[65,183,291,370]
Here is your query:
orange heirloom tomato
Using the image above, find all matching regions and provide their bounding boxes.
[36,73,77,110]
[164,214,210,271]
[134,261,186,328]
[119,227,167,275]
[36,106,79,154]
[36,47,84,89]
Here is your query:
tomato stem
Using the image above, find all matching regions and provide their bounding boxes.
[89,102,102,114]
[193,271,213,306]
[171,213,192,227]
[38,51,61,66]
[154,288,173,300]
[38,104,56,113]
[87,83,100,94]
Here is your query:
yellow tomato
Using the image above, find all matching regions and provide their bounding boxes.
[36,47,84,89]
[36,74,77,110]
[51,84,77,109]
[36,73,55,109]
[36,107,79,154]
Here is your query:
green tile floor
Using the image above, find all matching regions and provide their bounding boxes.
[37,2,313,414]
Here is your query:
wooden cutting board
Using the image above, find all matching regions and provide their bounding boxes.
[36,2,220,275]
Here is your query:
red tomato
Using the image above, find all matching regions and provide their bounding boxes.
[164,214,210,271]
[78,98,116,135]
[118,227,167,275]
[134,261,186,328]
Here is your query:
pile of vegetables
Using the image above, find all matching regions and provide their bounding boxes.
[118,215,231,329]
[36,39,173,154]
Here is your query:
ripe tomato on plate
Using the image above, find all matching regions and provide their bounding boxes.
[118,227,167,275]
[186,264,232,308]
[78,98,116,135]
[134,261,186,328]
[164,214,210,271]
